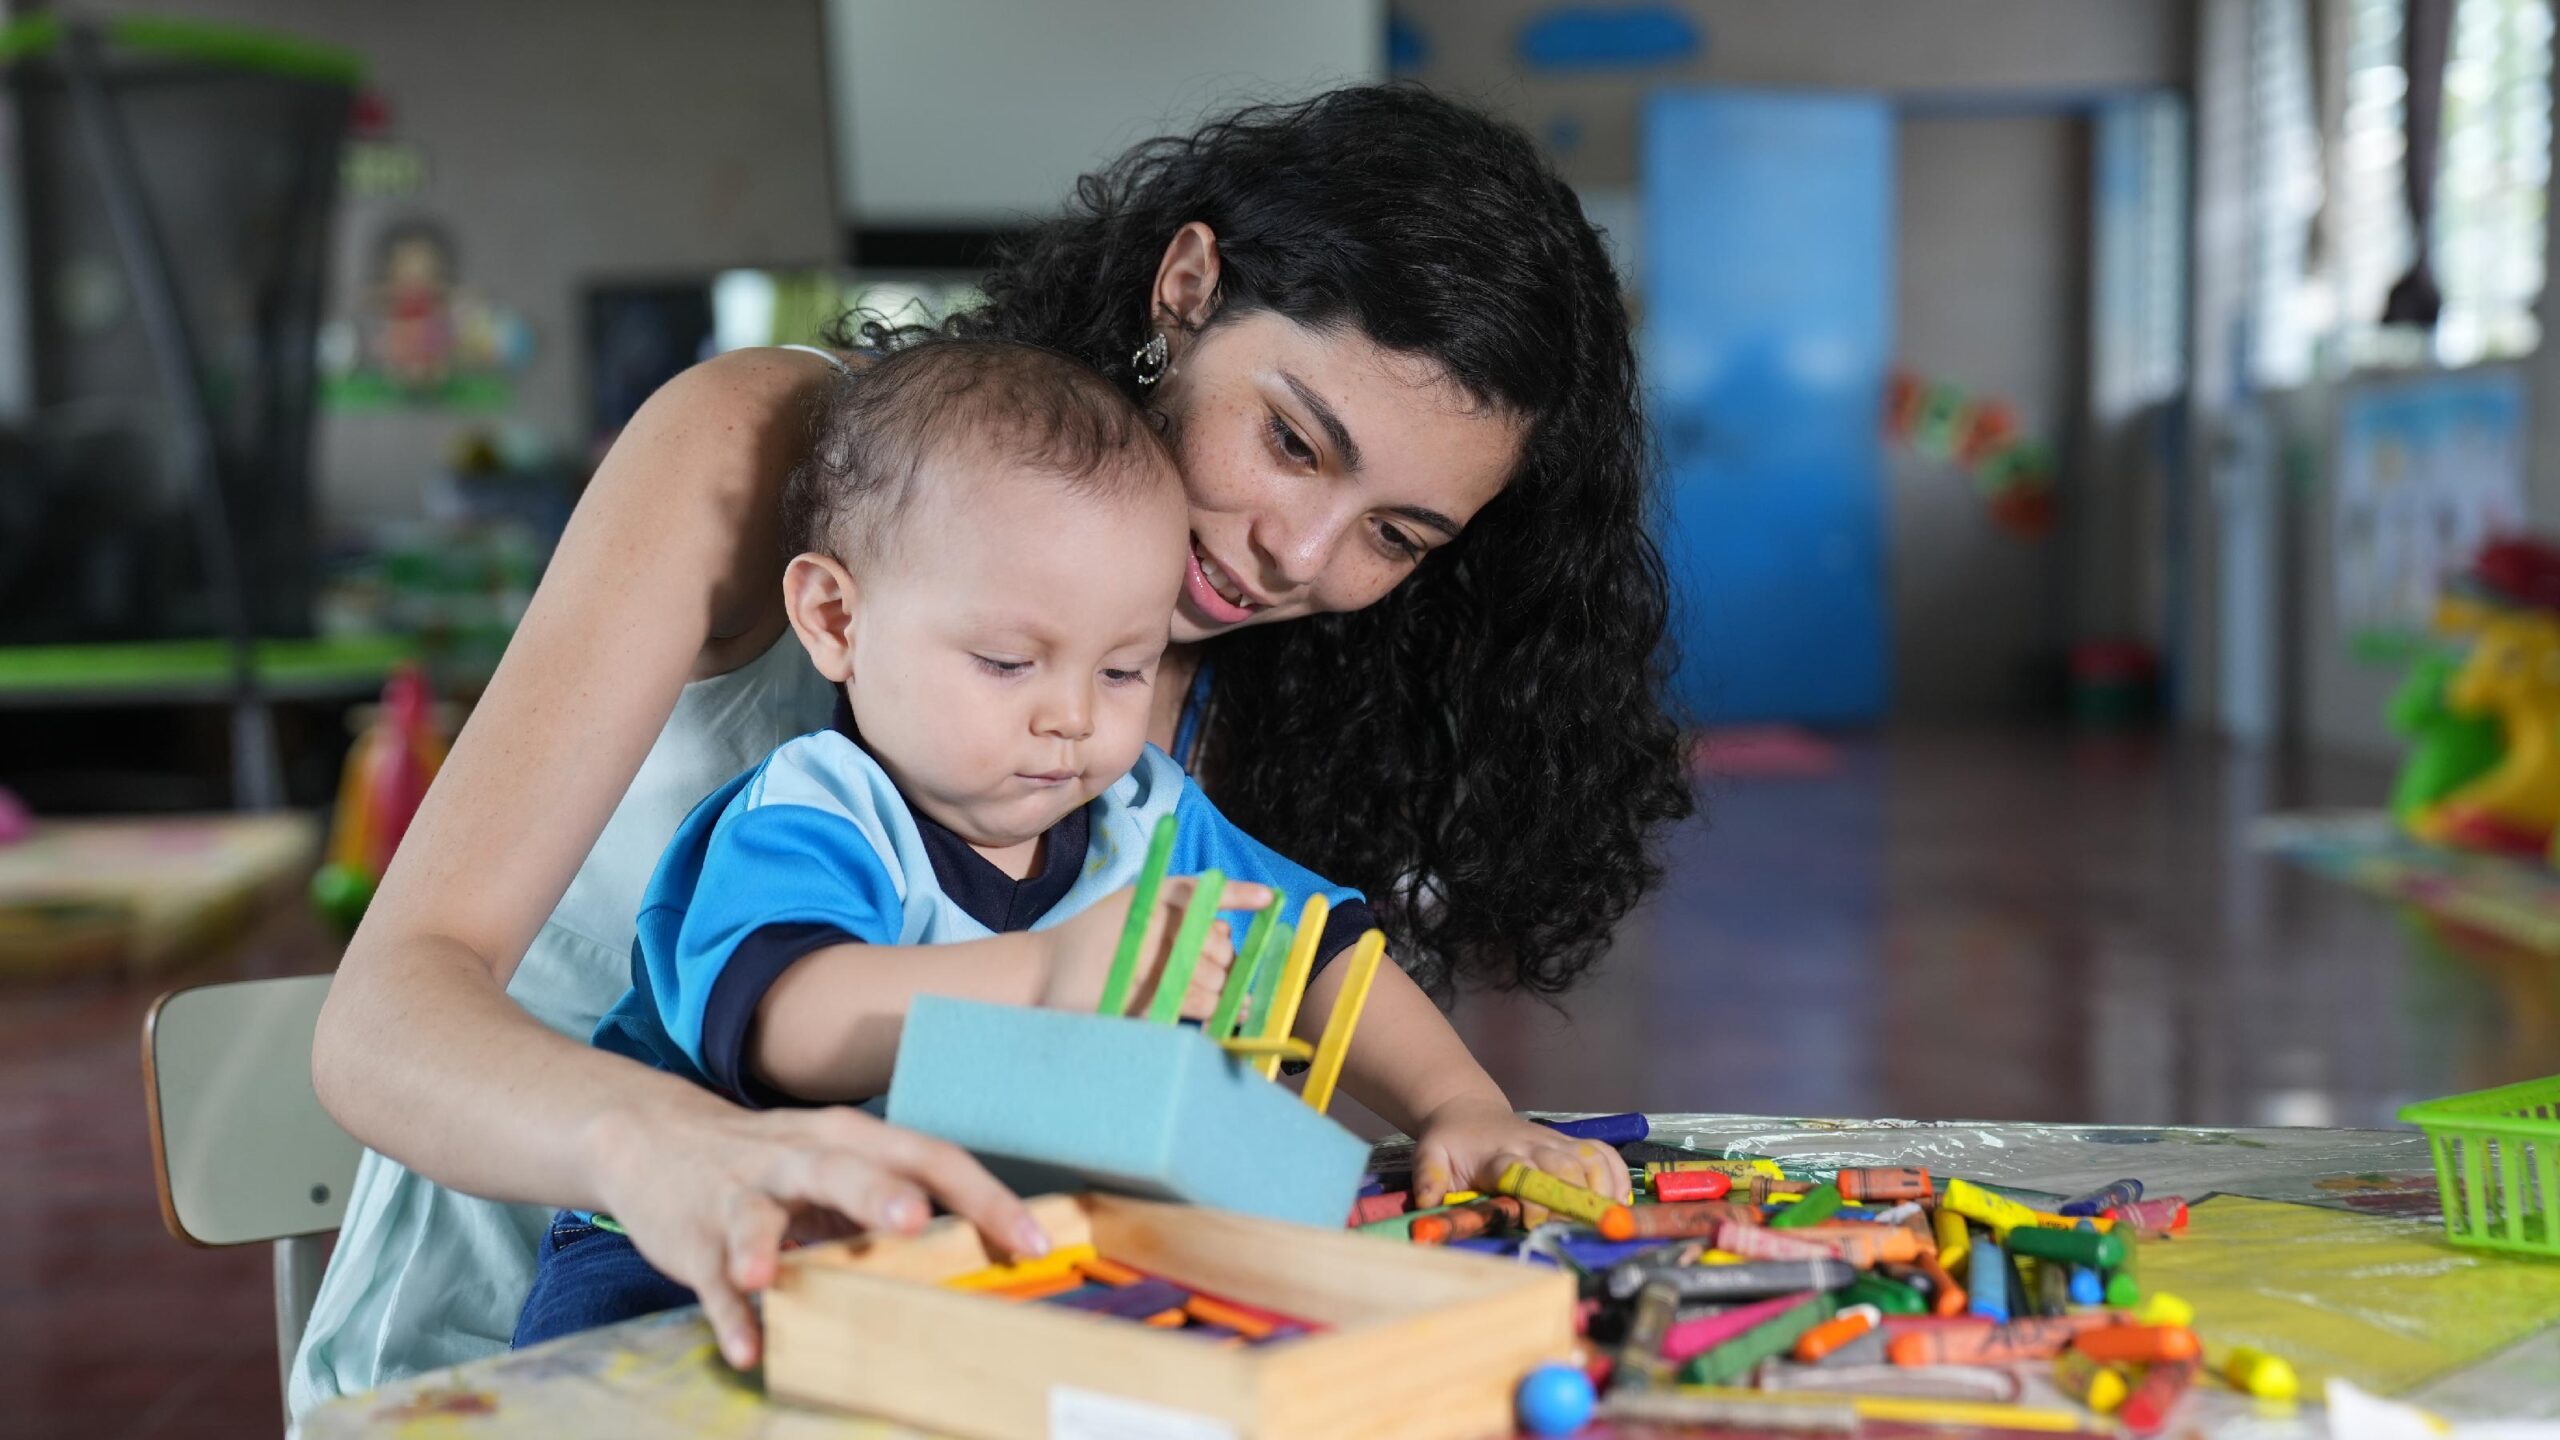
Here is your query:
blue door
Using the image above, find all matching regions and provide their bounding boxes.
[1643,91,1893,724]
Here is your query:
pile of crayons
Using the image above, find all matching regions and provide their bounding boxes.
[940,1242,1324,1347]
[1352,1114,2300,1436]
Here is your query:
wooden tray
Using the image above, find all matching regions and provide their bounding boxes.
[764,1192,1577,1440]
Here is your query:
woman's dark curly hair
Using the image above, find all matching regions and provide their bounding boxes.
[840,85,1692,999]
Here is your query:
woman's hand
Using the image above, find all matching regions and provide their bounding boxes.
[1408,1095,1634,1219]
[1038,877,1273,1019]
[587,1093,1045,1371]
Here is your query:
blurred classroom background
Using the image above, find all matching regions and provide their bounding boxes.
[4,1,2560,1433]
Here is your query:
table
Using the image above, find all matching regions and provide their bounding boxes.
[302,1114,2560,1437]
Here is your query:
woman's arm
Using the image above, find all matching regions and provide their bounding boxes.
[309,349,1040,1368]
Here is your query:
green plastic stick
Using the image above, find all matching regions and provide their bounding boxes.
[1144,871,1225,1024]
[1095,814,1178,1016]
[1205,891,1285,1040]
[1245,920,1292,1041]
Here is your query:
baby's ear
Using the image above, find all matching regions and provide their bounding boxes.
[782,552,860,684]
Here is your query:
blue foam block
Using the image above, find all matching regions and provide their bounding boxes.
[884,995,1370,1230]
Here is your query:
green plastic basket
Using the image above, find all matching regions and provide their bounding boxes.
[2399,1073,2560,1259]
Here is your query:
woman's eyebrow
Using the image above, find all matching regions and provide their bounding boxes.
[1280,371,1362,472]
[1386,504,1462,540]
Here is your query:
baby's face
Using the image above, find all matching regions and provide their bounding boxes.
[846,453,1188,852]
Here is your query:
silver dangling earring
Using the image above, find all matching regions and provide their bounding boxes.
[1132,330,1170,387]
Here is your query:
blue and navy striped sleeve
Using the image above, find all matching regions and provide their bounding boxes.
[1167,781,1378,977]
[634,801,904,1103]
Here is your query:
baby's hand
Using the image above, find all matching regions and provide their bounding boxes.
[1039,877,1271,1020]
[1410,1097,1634,1220]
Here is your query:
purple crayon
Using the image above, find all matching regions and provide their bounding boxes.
[2059,1178,2145,1217]
[1538,1112,1649,1146]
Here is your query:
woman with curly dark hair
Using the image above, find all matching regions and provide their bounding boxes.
[293,85,1689,1415]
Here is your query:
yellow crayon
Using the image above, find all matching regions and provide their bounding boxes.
[2223,1346,2299,1402]
[1442,1190,1480,1205]
[1498,1162,1635,1240]
[2053,1352,2129,1415]
[943,1243,1099,1292]
[2132,1291,2194,1329]
[1934,1205,1972,1272]
[1943,1178,2041,1237]
[1646,1159,1786,1180]
[2025,1209,2117,1233]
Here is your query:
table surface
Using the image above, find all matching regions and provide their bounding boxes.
[303,1114,2560,1438]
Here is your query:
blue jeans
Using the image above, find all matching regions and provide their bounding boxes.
[511,1212,696,1349]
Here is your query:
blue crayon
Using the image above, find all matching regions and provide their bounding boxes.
[1538,1112,1649,1146]
[2058,1178,2144,1217]
[2069,1219,2106,1305]
[1559,1236,1681,1270]
[1968,1234,2010,1323]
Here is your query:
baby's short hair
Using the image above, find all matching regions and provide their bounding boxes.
[780,338,1176,563]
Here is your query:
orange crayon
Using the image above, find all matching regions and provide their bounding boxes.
[1790,1224,1923,1268]
[1411,1196,1523,1246]
[1887,1315,2113,1367]
[1628,1200,1760,1239]
[1835,1167,1934,1203]
[2071,1324,2199,1366]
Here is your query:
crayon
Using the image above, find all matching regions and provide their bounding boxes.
[2118,1359,2197,1436]
[2070,1324,2199,1365]
[2131,1291,2193,1328]
[945,1243,1100,1291]
[1794,1304,1883,1363]
[1967,1234,2009,1323]
[2006,1224,2126,1270]
[1609,1387,2107,1434]
[1048,1275,1190,1319]
[1886,1314,2119,1366]
[2067,1265,2104,1306]
[2223,1346,2300,1402]
[990,1269,1087,1301]
[1914,1250,1970,1316]
[2034,1255,2071,1317]
[1358,1201,1463,1238]
[1767,1183,1847,1230]
[1877,1314,1997,1333]
[1608,1257,1856,1304]
[1808,1326,1891,1369]
[2053,1352,2129,1415]
[1715,1220,1836,1262]
[2023,1209,2118,1234]
[1348,1191,1409,1227]
[1075,1255,1145,1288]
[2058,1179,2143,1217]
[1933,1206,1972,1272]
[1627,1199,1759,1239]
[2105,1271,2142,1307]
[1681,1293,1838,1385]
[1410,1195,1523,1246]
[1652,1169,1733,1202]
[2106,1197,2189,1236]
[1561,1236,1690,1271]
[1943,1177,2041,1236]
[1499,1162,1636,1240]
[1540,1112,1648,1145]
[1871,1201,1926,1225]
[1787,1223,1924,1268]
[1661,1289,1824,1364]
[1648,1158,1785,1180]
[1622,1281,1678,1356]
[1842,1273,1929,1316]
[1835,1167,1934,1203]
[1746,1175,1818,1203]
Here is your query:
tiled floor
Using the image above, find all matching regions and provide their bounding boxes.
[11,726,2559,1437]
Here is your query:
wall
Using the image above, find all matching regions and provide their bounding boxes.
[1890,113,2092,718]
[1393,0,2194,191]
[79,0,840,523]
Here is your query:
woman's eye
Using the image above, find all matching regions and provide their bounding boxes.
[1267,414,1316,467]
[1379,522,1424,561]
[1102,667,1147,686]
[974,656,1030,677]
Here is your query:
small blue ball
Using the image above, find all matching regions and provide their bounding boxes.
[1516,1362,1596,1436]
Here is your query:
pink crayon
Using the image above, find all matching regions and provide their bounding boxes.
[1661,1290,1824,1365]
[1716,1220,1836,1262]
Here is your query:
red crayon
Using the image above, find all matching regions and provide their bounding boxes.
[1654,1169,1734,1202]
[2120,1359,2198,1436]
[2106,1197,2190,1236]
[1349,1191,1410,1226]
[1835,1167,1934,1203]
[1627,1200,1758,1239]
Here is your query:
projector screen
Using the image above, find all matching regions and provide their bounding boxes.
[825,0,1382,227]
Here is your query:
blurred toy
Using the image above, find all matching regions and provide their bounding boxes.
[2386,651,2504,832]
[0,784,29,847]
[310,665,447,934]
[2409,605,2560,856]
[1884,369,2054,539]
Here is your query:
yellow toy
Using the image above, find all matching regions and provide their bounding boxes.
[2411,602,2560,855]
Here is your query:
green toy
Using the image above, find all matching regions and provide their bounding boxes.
[2387,651,2505,831]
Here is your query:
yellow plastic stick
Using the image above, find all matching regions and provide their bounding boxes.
[1216,1036,1314,1062]
[1300,928,1384,1115]
[1252,893,1327,1080]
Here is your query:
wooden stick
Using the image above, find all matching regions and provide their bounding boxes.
[1205,890,1284,1039]
[1143,870,1225,1024]
[1300,929,1385,1115]
[1216,1036,1313,1062]
[1096,814,1178,1016]
[1252,894,1328,1079]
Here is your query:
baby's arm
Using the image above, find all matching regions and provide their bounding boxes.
[746,875,1260,1104]
[1293,956,1632,1208]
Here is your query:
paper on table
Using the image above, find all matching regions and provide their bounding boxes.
[2141,1196,2560,1396]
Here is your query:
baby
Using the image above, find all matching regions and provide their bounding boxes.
[514,338,1622,1346]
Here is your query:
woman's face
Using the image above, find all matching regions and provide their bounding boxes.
[1150,309,1523,643]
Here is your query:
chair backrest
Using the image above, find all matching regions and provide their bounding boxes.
[143,974,359,1246]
